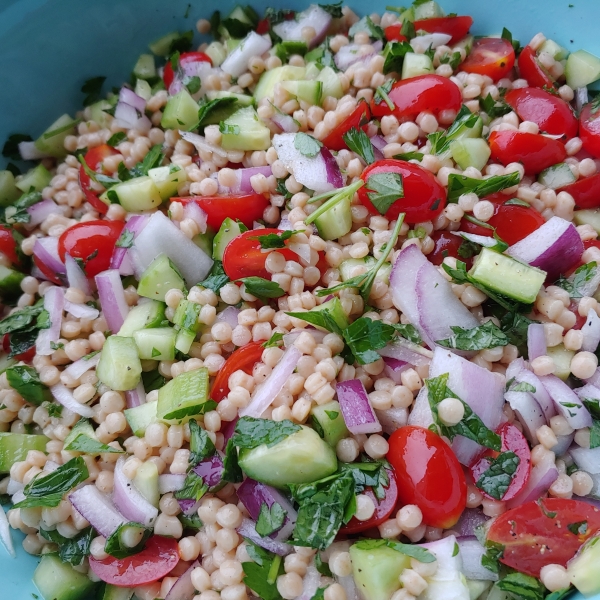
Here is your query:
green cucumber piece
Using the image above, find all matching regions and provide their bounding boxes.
[574,209,600,233]
[0,432,49,473]
[193,228,215,257]
[125,400,158,436]
[204,41,228,67]
[538,162,577,190]
[33,114,78,158]
[238,426,338,488]
[402,52,434,79]
[565,49,600,89]
[310,400,349,447]
[0,265,25,298]
[316,66,344,100]
[90,99,114,128]
[466,580,492,600]
[451,138,491,171]
[16,164,52,193]
[133,461,160,507]
[111,176,163,212]
[303,62,321,81]
[206,90,255,106]
[137,254,186,302]
[175,328,196,354]
[310,297,350,331]
[469,247,546,305]
[102,585,134,600]
[314,195,352,241]
[539,39,569,61]
[161,90,200,131]
[413,1,444,19]
[148,165,187,200]
[33,552,96,600]
[567,535,600,596]
[455,34,474,55]
[547,343,575,381]
[281,80,323,106]
[149,31,182,56]
[254,65,306,103]
[213,217,245,260]
[118,300,167,337]
[157,367,210,420]
[133,53,156,80]
[0,170,21,207]
[135,79,153,101]
[220,106,271,151]
[96,336,143,391]
[134,327,177,360]
[173,299,201,333]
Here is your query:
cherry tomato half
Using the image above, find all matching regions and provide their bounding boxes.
[89,536,179,586]
[487,498,600,577]
[322,101,371,152]
[518,46,556,90]
[175,194,270,231]
[489,130,567,175]
[341,468,399,534]
[387,426,467,529]
[0,225,22,266]
[579,103,600,159]
[370,75,462,121]
[461,38,515,81]
[79,144,119,214]
[383,24,408,43]
[505,87,578,139]
[358,159,446,224]
[413,15,474,45]
[163,51,212,89]
[211,341,265,402]
[428,230,466,266]
[2,333,36,363]
[558,172,600,209]
[58,220,125,278]
[222,228,296,280]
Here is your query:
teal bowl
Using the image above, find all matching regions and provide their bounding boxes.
[1,0,600,598]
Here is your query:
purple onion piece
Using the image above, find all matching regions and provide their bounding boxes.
[165,560,200,600]
[95,269,130,333]
[320,146,343,189]
[337,379,382,435]
[237,518,292,556]
[527,323,547,361]
[193,454,224,488]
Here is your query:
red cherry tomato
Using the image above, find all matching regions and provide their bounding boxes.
[488,130,567,175]
[486,498,600,577]
[428,230,465,266]
[89,536,179,586]
[387,426,467,529]
[175,194,270,231]
[518,46,556,90]
[163,51,212,89]
[358,159,446,224]
[579,103,600,159]
[0,225,21,266]
[558,172,600,209]
[383,24,408,43]
[79,145,120,214]
[341,468,399,534]
[413,16,474,45]
[370,75,462,121]
[222,228,297,281]
[58,220,125,278]
[505,88,578,139]
[211,341,265,402]
[461,38,515,81]
[470,422,531,502]
[2,333,36,362]
[322,101,371,152]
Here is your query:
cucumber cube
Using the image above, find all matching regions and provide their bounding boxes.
[0,170,21,207]
[314,195,352,241]
[316,66,344,100]
[574,209,600,234]
[220,106,271,151]
[90,100,114,129]
[538,162,577,190]
[134,327,177,360]
[161,90,200,131]
[310,400,349,447]
[149,31,182,56]
[33,553,96,600]
[148,165,187,200]
[157,368,210,420]
[413,0,444,19]
[451,138,491,171]
[0,265,25,298]
[133,53,156,80]
[96,336,142,392]
[567,532,600,596]
[539,39,569,61]
[118,300,167,337]
[135,79,153,101]
[33,114,78,158]
[281,80,323,106]
[204,41,228,67]
[111,176,163,212]
[0,432,49,473]
[547,344,575,381]
[175,328,196,354]
[133,461,160,507]
[16,163,52,193]
[254,65,306,103]
[213,217,246,260]
[125,400,158,436]
[565,49,600,89]
[138,254,186,302]
[402,52,434,80]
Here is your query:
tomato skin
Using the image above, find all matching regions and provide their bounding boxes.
[488,130,567,175]
[505,88,578,139]
[370,75,462,121]
[58,220,125,277]
[558,172,600,209]
[89,536,180,586]
[211,341,265,402]
[358,159,446,224]
[487,498,600,577]
[175,194,270,231]
[0,225,21,266]
[341,469,399,534]
[518,46,556,90]
[79,145,119,214]
[2,333,36,362]
[461,38,515,81]
[427,231,464,266]
[322,102,371,151]
[383,24,407,43]
[163,51,212,89]
[579,103,600,159]
[387,426,467,529]
[413,16,474,45]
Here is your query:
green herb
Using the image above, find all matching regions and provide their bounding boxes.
[128,144,165,177]
[393,323,422,345]
[342,317,398,364]
[251,229,303,250]
[318,1,343,18]
[501,27,522,53]
[168,30,194,54]
[437,321,509,351]
[107,132,127,147]
[81,76,106,106]
[197,97,238,130]
[353,539,436,563]
[189,419,216,468]
[555,262,598,299]
[426,373,502,451]
[497,572,545,600]
[221,17,253,38]
[481,540,504,574]
[185,75,201,94]
[0,301,46,339]
[401,18,416,40]
[237,277,285,301]
[382,40,413,74]
[222,439,243,483]
[179,511,203,530]
[343,128,376,165]
[325,410,339,420]
[567,520,588,535]
[77,154,120,188]
[256,502,287,536]
[233,417,301,449]
[263,332,284,348]
[198,260,230,294]
[2,133,33,161]
[365,172,404,215]
[45,403,63,418]
[5,365,52,406]
[545,589,576,600]
[446,171,520,203]
[242,545,284,600]
[439,50,462,70]
[115,229,135,249]
[348,15,384,40]
[339,460,389,499]
[311,589,327,600]
[294,132,323,158]
[590,419,600,449]
[457,238,480,259]
[219,121,240,135]
[512,382,536,393]
[263,7,295,26]
[142,369,166,393]
[315,552,333,576]
[374,78,397,109]
[505,198,531,207]
[480,93,512,118]
[39,526,94,566]
[475,451,520,500]
[305,179,363,220]
[65,420,124,455]
[175,471,209,502]
[2,190,45,225]
[105,522,150,559]
[394,151,424,161]
[407,226,427,240]
[287,304,343,336]
[428,106,482,157]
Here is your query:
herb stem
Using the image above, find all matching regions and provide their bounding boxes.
[267,554,282,584]
[375,85,395,111]
[305,180,364,224]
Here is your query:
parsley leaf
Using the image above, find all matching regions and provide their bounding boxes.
[222,439,243,483]
[256,502,287,536]
[497,572,545,600]
[590,419,600,449]
[394,151,425,161]
[343,128,375,165]
[480,93,512,118]
[374,78,396,109]
[348,15,384,40]
[128,144,165,177]
[168,30,194,54]
[501,27,522,53]
[439,50,462,70]
[238,277,285,300]
[294,132,323,158]
[342,317,398,364]
[197,97,239,131]
[567,520,588,535]
[263,332,284,348]
[115,229,135,249]
[197,260,230,294]
[555,262,597,299]
[318,1,343,18]
[39,526,94,566]
[475,450,520,500]
[2,133,32,161]
[428,106,481,158]
[447,171,521,203]
[382,41,413,75]
[437,321,509,351]
[189,419,216,468]
[365,172,404,215]
[81,76,106,107]
[220,122,240,135]
[287,298,345,335]
[174,471,209,502]
[353,539,436,563]
[107,132,127,147]
[184,75,201,95]
[250,229,303,250]
[5,365,52,406]
[45,403,63,418]
[393,323,422,345]
[233,417,301,449]
[242,547,284,600]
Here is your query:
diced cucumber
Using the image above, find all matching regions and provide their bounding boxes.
[0,170,21,207]
[547,344,574,381]
[310,400,349,447]
[0,432,49,473]
[539,39,569,61]
[303,62,321,81]
[574,209,600,233]
[455,34,474,55]
[565,49,600,89]
[63,418,101,452]
[281,80,323,106]
[469,248,546,305]
[125,400,158,436]
[33,114,78,158]
[161,90,200,131]
[339,257,391,283]
[204,41,228,67]
[149,31,182,56]
[133,461,159,507]
[213,217,244,260]
[157,367,210,420]
[193,228,215,257]
[220,106,271,151]
[96,336,143,391]
[316,66,344,100]
[310,297,350,331]
[413,0,444,20]
[485,585,512,600]
[110,176,163,212]
[90,99,114,128]
[33,553,96,600]
[15,164,52,193]
[254,65,306,103]
[102,585,134,600]
[134,327,177,360]
[173,299,201,332]
[219,5,256,38]
[135,79,152,101]
[451,138,491,171]
[466,580,492,600]
[175,328,196,354]
[0,354,16,375]
[238,426,338,488]
[226,38,242,53]
[274,41,309,63]
[0,265,25,298]
[538,162,577,190]
[148,165,187,200]
[138,254,186,302]
[133,53,156,80]
[118,300,167,337]
[567,535,600,597]
[314,196,352,241]
[402,52,434,79]
[206,90,255,106]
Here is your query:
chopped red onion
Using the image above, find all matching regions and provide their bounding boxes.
[240,345,302,418]
[222,32,272,78]
[539,374,592,429]
[410,32,452,52]
[110,214,149,271]
[18,140,51,160]
[278,217,294,231]
[527,323,547,361]
[50,384,95,418]
[179,131,228,158]
[165,560,200,600]
[64,300,99,320]
[25,198,58,230]
[125,381,147,409]
[514,367,556,421]
[33,237,66,277]
[159,474,186,495]
[271,111,300,133]
[283,329,327,348]
[69,485,128,537]
[114,101,140,127]
[320,147,344,189]
[457,537,498,581]
[378,339,433,368]
[112,457,158,527]
[64,254,92,296]
[183,201,208,234]
[453,508,489,538]
[337,379,382,435]
[273,4,332,49]
[216,306,241,329]
[221,417,239,444]
[382,357,410,383]
[235,166,273,194]
[570,446,600,474]
[334,41,383,70]
[0,504,15,558]
[36,286,65,356]
[375,407,408,434]
[506,461,558,509]
[62,352,100,381]
[298,566,321,600]
[193,454,224,489]
[507,216,583,282]
[95,269,130,334]
[582,309,600,352]
[575,382,600,404]
[7,479,24,495]
[237,518,293,556]
[505,390,546,445]
[119,86,147,113]
[584,367,600,387]
[369,135,386,160]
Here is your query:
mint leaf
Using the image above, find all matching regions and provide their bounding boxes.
[342,317,397,364]
[555,262,597,299]
[238,277,285,300]
[354,538,436,563]
[436,321,509,351]
[382,41,413,74]
[5,365,52,406]
[446,171,520,203]
[294,132,322,158]
[174,471,209,502]
[365,172,404,215]
[115,228,135,249]
[81,76,106,106]
[263,332,284,348]
[233,417,301,449]
[39,526,94,566]
[250,229,303,250]
[107,132,127,147]
[318,1,343,17]
[374,78,396,109]
[198,97,238,130]
[475,451,520,500]
[222,439,243,483]
[497,572,545,600]
[198,260,230,294]
[189,419,216,468]
[104,522,150,559]
[480,93,512,118]
[256,502,287,536]
[567,520,588,535]
[512,382,536,393]
[393,323,422,345]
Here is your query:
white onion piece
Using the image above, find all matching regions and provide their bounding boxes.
[11,490,25,504]
[95,269,130,334]
[69,485,128,537]
[527,323,547,361]
[130,211,213,286]
[112,457,158,527]
[240,345,302,418]
[418,535,469,600]
[334,41,383,71]
[570,446,600,474]
[222,32,272,78]
[298,566,321,600]
[64,254,92,296]
[125,381,146,409]
[337,379,382,434]
[407,386,433,428]
[576,87,589,114]
[378,338,433,367]
[278,217,294,231]
[582,309,600,352]
[514,368,556,421]
[283,329,327,348]
[119,86,146,113]
[64,300,99,320]
[165,560,200,600]
[110,214,149,271]
[271,111,300,133]
[539,374,592,429]
[273,4,332,49]
[410,32,453,52]
[505,390,546,445]
[456,537,498,581]
[506,461,559,509]
[36,286,65,356]
[50,384,95,418]
[216,306,241,329]
[7,479,24,495]
[288,242,313,266]
[179,130,228,158]
[453,231,499,248]
[158,474,186,494]
[25,198,58,230]
[237,518,292,555]
[0,504,15,558]
[33,237,65,276]
[18,140,51,160]
[183,201,208,234]
[62,352,100,381]
[574,263,600,298]
[375,407,408,434]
